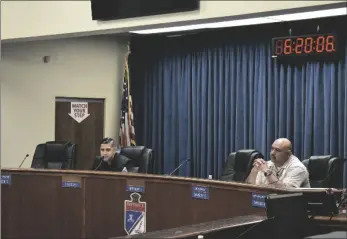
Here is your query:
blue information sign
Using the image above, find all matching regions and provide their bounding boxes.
[192,185,209,200]
[252,192,267,208]
[62,181,81,188]
[1,175,12,185]
[126,185,145,193]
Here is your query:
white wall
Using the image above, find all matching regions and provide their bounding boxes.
[0,36,128,168]
[1,1,343,40]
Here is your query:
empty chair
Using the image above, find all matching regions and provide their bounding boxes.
[302,155,345,188]
[120,146,152,173]
[31,144,46,168]
[302,158,309,168]
[220,149,264,182]
[31,141,77,169]
[220,152,236,181]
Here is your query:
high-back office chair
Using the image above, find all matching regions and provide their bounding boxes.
[31,143,46,168]
[31,141,77,169]
[220,152,236,181]
[302,155,345,188]
[220,149,264,182]
[120,146,152,173]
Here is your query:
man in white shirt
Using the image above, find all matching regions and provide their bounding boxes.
[246,138,310,188]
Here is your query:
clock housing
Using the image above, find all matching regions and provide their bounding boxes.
[272,33,338,57]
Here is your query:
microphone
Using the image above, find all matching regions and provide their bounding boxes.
[168,159,190,176]
[19,154,29,168]
[94,156,104,171]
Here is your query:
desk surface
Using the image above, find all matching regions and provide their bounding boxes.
[313,214,347,230]
[1,168,292,192]
[1,168,344,239]
[314,214,347,223]
[112,214,266,239]
[114,214,347,239]
[2,168,342,193]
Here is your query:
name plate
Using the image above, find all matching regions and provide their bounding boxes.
[61,175,81,188]
[1,175,12,185]
[126,179,145,194]
[252,193,266,208]
[192,185,209,200]
[62,181,81,188]
[126,185,145,193]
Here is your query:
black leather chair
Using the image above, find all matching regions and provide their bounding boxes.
[31,141,77,169]
[220,149,264,182]
[302,158,309,168]
[31,143,46,168]
[302,155,345,188]
[120,146,152,173]
[220,152,236,181]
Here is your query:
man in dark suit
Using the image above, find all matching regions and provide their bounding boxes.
[91,137,133,172]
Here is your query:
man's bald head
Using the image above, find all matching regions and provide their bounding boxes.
[274,138,292,151]
[270,138,293,166]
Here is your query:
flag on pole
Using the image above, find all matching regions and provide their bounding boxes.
[119,44,136,147]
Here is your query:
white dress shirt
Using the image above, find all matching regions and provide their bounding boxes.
[255,155,310,188]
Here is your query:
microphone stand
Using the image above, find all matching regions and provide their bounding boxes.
[169,159,190,175]
[94,156,104,171]
[19,154,29,168]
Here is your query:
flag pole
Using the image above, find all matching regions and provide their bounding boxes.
[126,42,136,146]
[125,42,131,123]
[120,42,131,147]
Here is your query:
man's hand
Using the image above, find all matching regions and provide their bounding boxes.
[251,158,262,173]
[246,159,263,184]
[253,158,269,173]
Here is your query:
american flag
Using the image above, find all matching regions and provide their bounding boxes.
[119,50,136,147]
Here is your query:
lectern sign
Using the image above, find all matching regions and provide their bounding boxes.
[68,102,90,123]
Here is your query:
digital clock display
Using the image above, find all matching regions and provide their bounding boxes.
[272,33,337,57]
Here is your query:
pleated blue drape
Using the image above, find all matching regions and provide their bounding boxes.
[130,30,347,185]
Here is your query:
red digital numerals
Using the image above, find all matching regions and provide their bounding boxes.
[274,35,335,56]
[325,35,336,52]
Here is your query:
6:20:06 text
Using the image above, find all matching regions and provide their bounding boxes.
[275,35,336,55]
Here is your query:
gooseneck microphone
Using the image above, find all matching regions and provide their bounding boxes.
[94,156,104,171]
[19,154,29,168]
[169,159,190,175]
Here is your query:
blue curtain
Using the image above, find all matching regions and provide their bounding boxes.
[130,27,347,183]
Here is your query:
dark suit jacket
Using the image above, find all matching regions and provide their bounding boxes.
[91,153,137,172]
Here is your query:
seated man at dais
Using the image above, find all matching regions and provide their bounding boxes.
[246,138,310,188]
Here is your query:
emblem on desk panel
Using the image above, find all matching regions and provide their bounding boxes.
[124,192,147,235]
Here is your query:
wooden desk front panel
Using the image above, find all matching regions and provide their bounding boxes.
[84,177,265,238]
[1,173,83,239]
[1,169,281,239]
